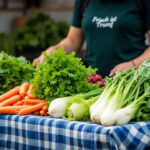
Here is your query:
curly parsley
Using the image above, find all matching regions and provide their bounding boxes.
[31,47,99,102]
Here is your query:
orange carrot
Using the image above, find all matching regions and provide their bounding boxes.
[13,100,24,106]
[43,112,49,116]
[0,86,20,103]
[27,85,36,99]
[42,105,48,111]
[0,106,28,114]
[20,82,30,97]
[0,95,21,107]
[18,103,46,115]
[22,105,33,107]
[24,96,29,99]
[24,99,46,105]
[40,110,46,116]
[33,110,41,115]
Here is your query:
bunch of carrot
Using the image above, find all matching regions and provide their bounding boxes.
[0,82,49,116]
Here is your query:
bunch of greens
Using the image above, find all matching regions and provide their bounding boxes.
[14,11,69,51]
[31,47,99,103]
[0,33,16,55]
[90,60,150,126]
[0,52,35,94]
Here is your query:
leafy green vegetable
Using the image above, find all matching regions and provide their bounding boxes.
[31,47,99,102]
[0,52,35,94]
[14,11,69,51]
[136,99,150,121]
[0,11,69,56]
[90,60,150,125]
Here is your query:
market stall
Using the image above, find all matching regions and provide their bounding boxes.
[1,49,150,150]
[0,114,150,150]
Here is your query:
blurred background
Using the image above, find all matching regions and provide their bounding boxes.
[0,0,75,61]
[0,0,149,62]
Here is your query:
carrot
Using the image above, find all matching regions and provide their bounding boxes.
[42,105,48,111]
[0,106,28,114]
[13,100,24,106]
[33,110,41,115]
[20,82,30,97]
[24,99,46,105]
[22,105,33,107]
[40,110,46,116]
[18,103,46,115]
[0,86,20,103]
[0,95,21,107]
[43,112,49,116]
[27,85,36,99]
[24,96,29,99]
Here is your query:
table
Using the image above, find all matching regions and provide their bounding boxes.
[0,115,150,150]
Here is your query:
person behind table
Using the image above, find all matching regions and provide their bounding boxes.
[34,0,150,77]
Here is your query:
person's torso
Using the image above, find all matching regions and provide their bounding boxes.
[81,0,147,77]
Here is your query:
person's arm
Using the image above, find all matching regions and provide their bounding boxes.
[33,26,84,63]
[109,31,150,77]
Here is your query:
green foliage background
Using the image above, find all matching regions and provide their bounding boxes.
[0,11,69,56]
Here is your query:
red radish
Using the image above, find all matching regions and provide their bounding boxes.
[86,74,105,88]
[86,77,91,83]
[101,79,105,84]
[100,79,105,88]
[95,75,102,81]
[91,74,95,77]
[90,76,97,83]
[100,82,105,88]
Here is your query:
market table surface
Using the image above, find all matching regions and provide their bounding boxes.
[0,115,150,150]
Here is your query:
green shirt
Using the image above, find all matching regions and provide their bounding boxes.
[71,0,150,77]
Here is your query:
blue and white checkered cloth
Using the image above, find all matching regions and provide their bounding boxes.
[0,115,150,150]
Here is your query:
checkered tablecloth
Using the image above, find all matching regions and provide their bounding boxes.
[0,115,150,150]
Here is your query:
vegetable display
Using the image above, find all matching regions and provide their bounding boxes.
[1,49,150,126]
[90,60,150,126]
[31,47,99,103]
[0,52,34,95]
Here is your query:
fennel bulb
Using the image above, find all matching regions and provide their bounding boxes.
[48,88,104,118]
[48,97,70,118]
[68,96,99,121]
[114,103,136,125]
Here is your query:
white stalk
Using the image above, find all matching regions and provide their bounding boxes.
[100,101,117,126]
[90,84,114,113]
[90,84,113,113]
[90,94,103,114]
[90,97,109,123]
[101,80,125,126]
[100,91,123,126]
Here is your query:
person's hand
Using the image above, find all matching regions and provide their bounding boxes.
[33,47,55,66]
[109,61,134,77]
[33,53,45,65]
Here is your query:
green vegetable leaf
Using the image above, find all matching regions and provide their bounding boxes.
[31,47,99,102]
[0,52,35,94]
